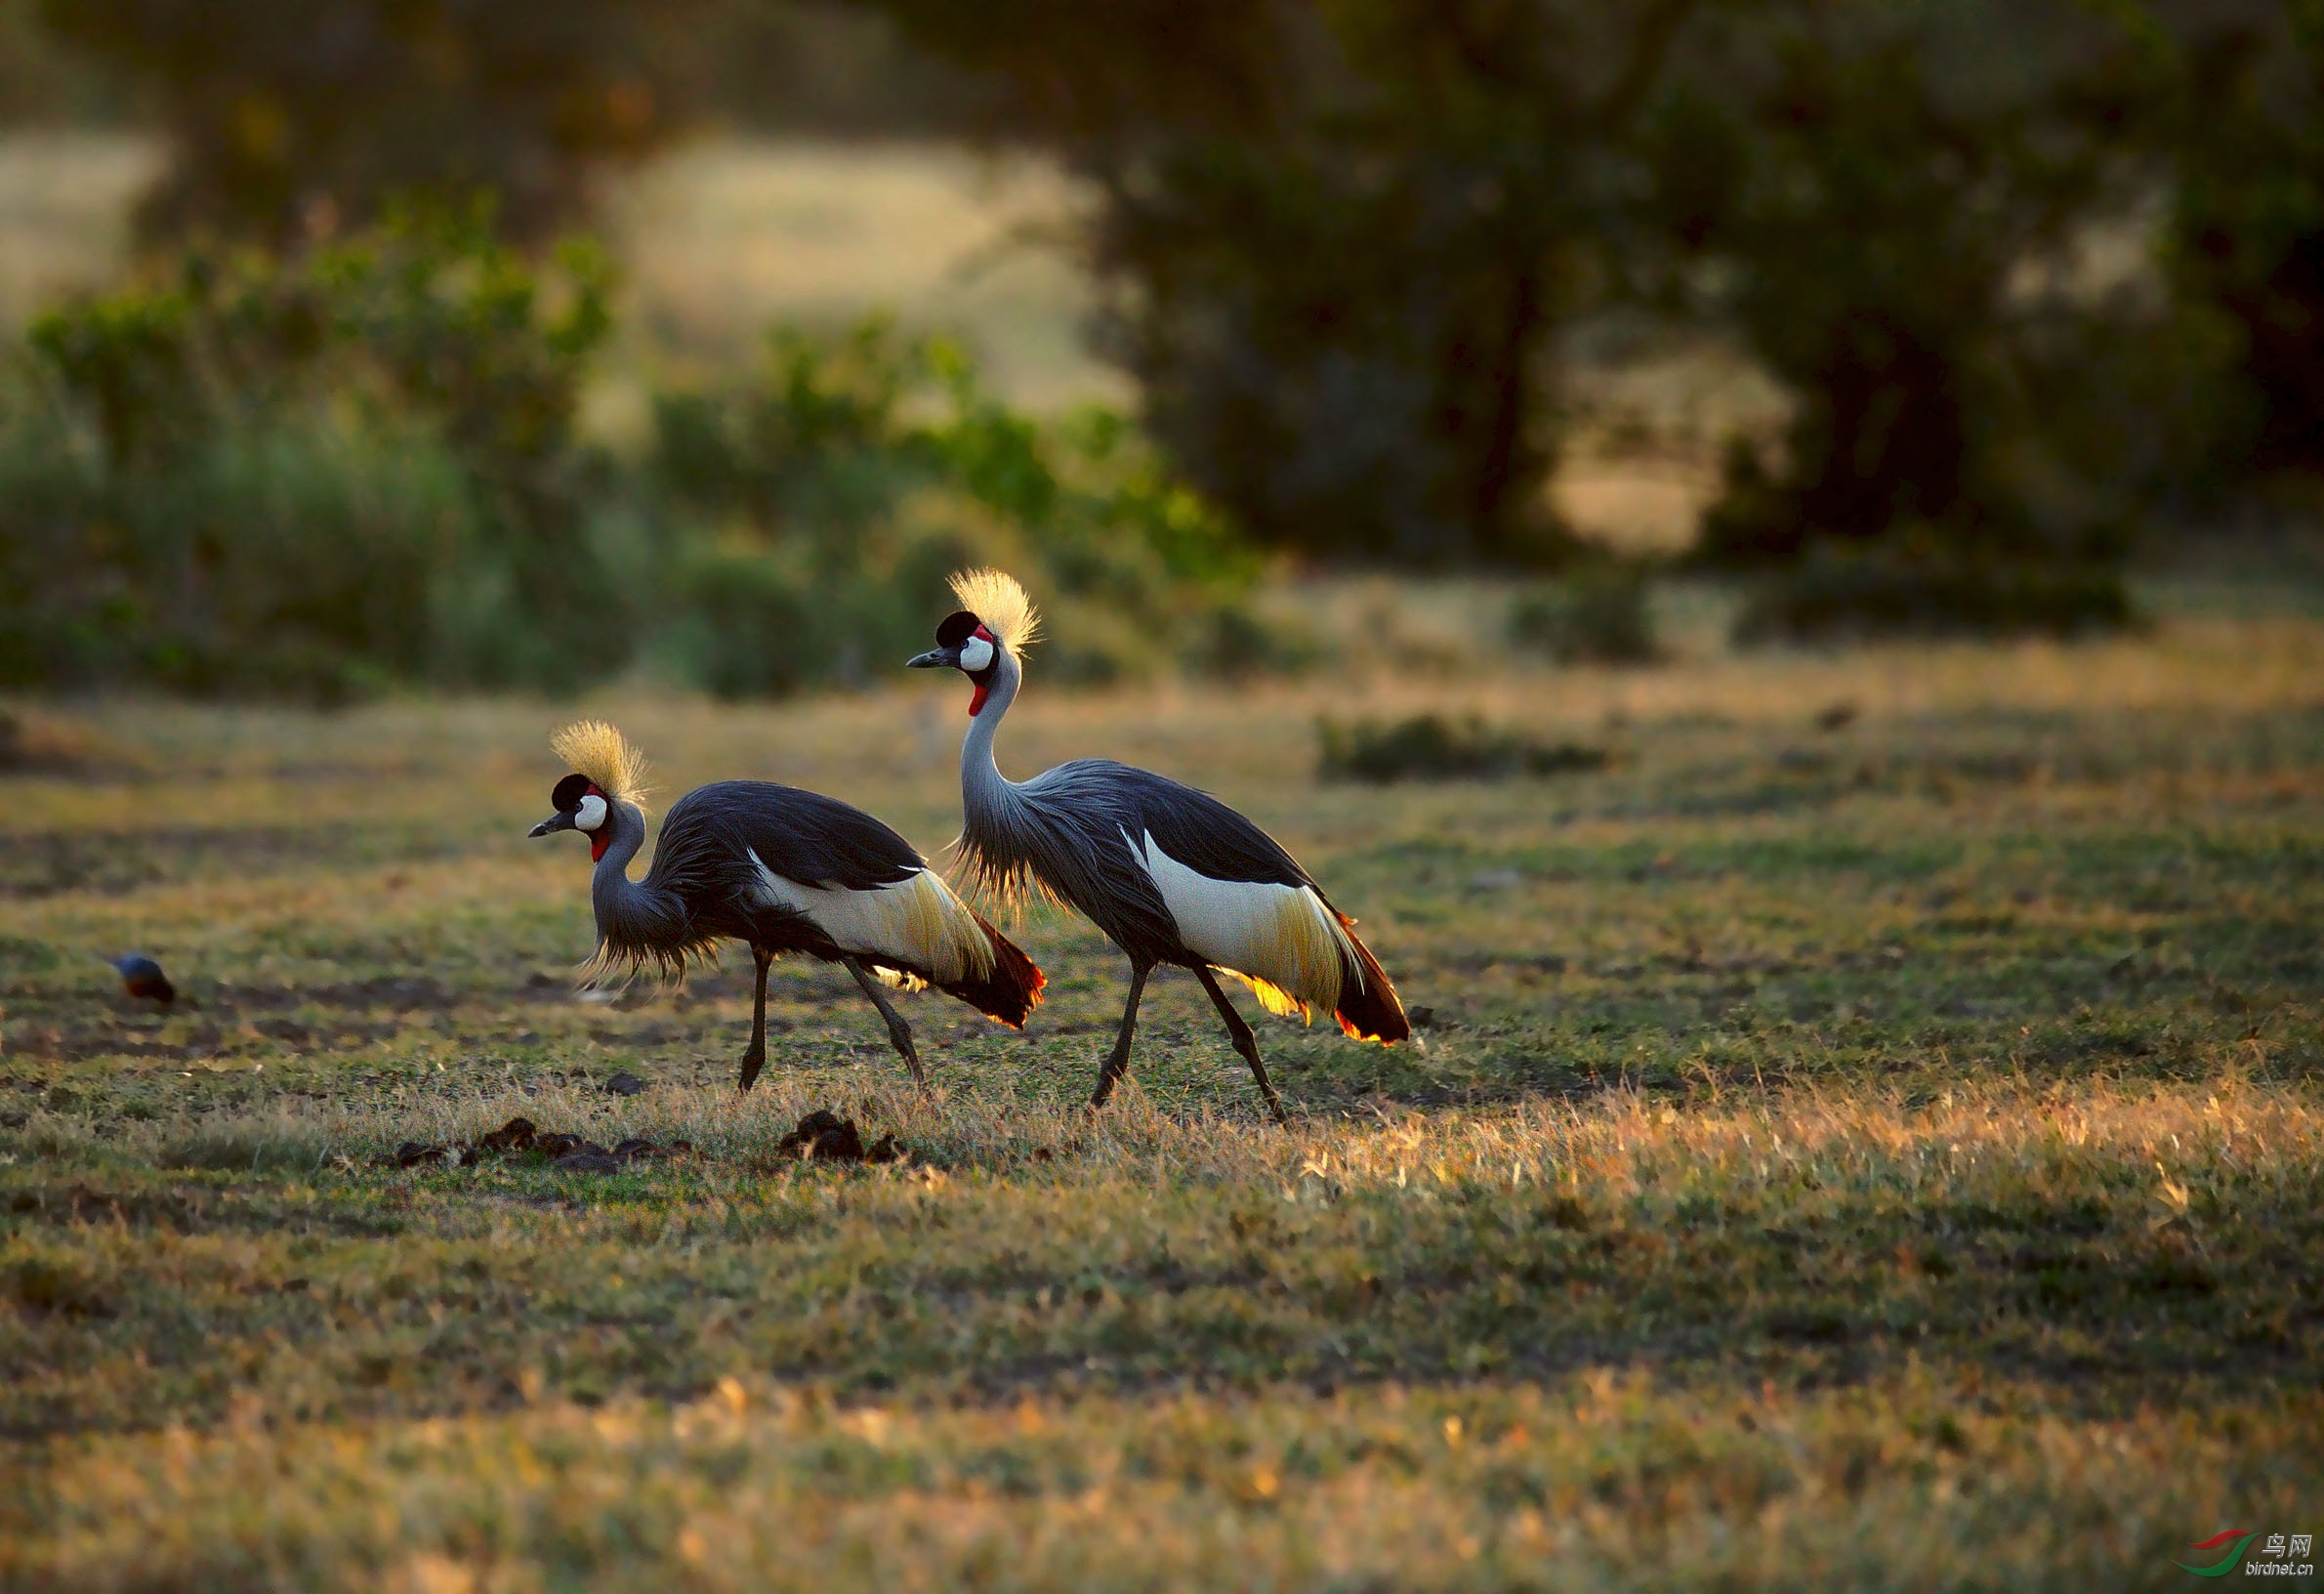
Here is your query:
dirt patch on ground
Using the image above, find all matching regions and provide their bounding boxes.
[394,1115,694,1173]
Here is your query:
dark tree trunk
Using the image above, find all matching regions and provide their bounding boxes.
[1797,312,1965,543]
[1470,258,1544,559]
[2233,229,2324,477]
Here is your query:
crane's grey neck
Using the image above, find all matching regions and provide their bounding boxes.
[960,648,1040,895]
[591,799,687,963]
[962,647,1024,811]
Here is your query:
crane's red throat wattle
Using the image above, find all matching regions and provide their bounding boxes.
[581,782,612,860]
[969,682,991,717]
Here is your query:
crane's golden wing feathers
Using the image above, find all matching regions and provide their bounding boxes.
[550,719,656,810]
[948,567,1042,654]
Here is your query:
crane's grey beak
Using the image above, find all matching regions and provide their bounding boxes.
[906,647,959,670]
[528,812,576,838]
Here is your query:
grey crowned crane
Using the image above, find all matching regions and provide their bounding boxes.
[528,720,1044,1090]
[907,570,1407,1124]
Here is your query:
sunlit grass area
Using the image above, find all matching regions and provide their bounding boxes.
[2,578,2319,1587]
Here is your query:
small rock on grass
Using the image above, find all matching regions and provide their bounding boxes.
[391,1114,696,1171]
[477,1116,537,1154]
[776,1109,904,1165]
[602,1071,647,1097]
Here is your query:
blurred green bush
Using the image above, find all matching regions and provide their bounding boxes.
[0,213,1270,702]
[645,317,1269,697]
[1507,564,1660,664]
[0,204,624,699]
[1317,714,1607,783]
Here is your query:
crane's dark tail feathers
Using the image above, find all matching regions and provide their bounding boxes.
[935,912,1047,1028]
[1332,916,1409,1043]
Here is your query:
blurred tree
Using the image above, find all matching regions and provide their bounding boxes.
[1645,0,2154,635]
[864,0,1701,566]
[2151,0,2324,484]
[678,0,1000,138]
[38,0,714,242]
[0,0,129,123]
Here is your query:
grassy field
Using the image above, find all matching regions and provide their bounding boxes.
[2,577,2320,1588]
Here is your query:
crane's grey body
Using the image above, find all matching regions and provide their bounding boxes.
[958,666,1318,965]
[590,781,923,975]
[919,619,1405,1122]
[535,773,1043,1091]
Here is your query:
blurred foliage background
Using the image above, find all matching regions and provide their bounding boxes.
[0,0,2320,697]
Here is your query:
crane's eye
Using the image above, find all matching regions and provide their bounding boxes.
[573,793,608,831]
[958,634,995,673]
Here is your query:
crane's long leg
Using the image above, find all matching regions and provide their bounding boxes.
[738,944,774,1092]
[841,955,928,1087]
[1088,960,1152,1111]
[1193,966,1289,1126]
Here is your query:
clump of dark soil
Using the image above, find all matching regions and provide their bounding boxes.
[775,1110,904,1165]
[393,1115,693,1173]
[391,1110,902,1174]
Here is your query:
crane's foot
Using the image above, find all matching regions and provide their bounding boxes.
[887,1023,928,1088]
[1193,965,1290,1127]
[1087,962,1150,1112]
[1248,1068,1289,1127]
[842,955,931,1091]
[737,1046,767,1092]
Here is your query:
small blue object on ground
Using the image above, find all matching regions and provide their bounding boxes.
[106,954,176,1006]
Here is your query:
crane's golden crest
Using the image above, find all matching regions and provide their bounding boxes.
[550,719,656,810]
[948,567,1042,654]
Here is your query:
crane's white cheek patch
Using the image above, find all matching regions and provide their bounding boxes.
[958,636,995,673]
[573,794,608,831]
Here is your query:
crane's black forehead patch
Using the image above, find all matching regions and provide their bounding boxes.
[934,610,980,648]
[551,772,593,812]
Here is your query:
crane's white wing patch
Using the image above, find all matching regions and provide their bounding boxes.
[1130,830,1359,1019]
[746,854,993,984]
